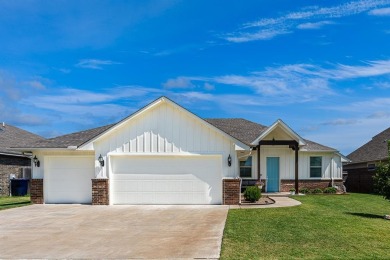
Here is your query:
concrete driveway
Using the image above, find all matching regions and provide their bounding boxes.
[0,204,228,259]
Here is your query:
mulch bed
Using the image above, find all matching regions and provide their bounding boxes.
[240,196,275,205]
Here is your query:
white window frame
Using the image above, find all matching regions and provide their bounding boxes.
[239,156,252,178]
[310,156,322,178]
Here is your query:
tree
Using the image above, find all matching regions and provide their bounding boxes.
[373,140,390,201]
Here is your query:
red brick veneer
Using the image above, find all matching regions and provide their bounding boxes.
[30,179,44,204]
[223,179,240,205]
[280,179,344,192]
[92,179,109,205]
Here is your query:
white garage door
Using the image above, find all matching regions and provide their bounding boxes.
[111,155,222,205]
[45,156,95,204]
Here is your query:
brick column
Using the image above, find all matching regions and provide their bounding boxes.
[30,179,44,204]
[223,179,240,205]
[92,179,109,205]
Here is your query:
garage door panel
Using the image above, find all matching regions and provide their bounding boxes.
[111,155,222,205]
[45,156,95,204]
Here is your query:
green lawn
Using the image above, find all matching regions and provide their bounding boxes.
[221,193,390,260]
[0,196,31,210]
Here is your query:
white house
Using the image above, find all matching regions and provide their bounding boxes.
[15,97,347,205]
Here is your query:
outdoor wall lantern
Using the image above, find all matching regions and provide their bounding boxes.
[98,154,105,167]
[33,155,40,167]
[228,154,232,167]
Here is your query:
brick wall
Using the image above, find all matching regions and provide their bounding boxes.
[92,179,109,205]
[30,179,44,204]
[223,179,240,205]
[0,155,31,196]
[280,179,343,192]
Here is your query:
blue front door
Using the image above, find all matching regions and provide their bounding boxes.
[267,157,280,192]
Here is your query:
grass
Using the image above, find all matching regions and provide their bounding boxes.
[0,196,31,210]
[221,193,390,260]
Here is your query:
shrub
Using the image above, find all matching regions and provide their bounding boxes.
[244,186,261,202]
[300,187,310,194]
[324,187,337,194]
[373,140,390,201]
[311,188,323,194]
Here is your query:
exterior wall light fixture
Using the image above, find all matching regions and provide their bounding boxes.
[98,154,105,167]
[33,155,40,167]
[228,154,232,167]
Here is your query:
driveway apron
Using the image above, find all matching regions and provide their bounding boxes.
[0,204,228,259]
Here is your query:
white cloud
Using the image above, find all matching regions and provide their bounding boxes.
[297,21,334,30]
[163,77,195,89]
[203,82,215,90]
[321,119,359,126]
[369,7,390,15]
[367,111,390,119]
[225,29,291,43]
[75,59,121,69]
[26,80,47,90]
[223,0,390,42]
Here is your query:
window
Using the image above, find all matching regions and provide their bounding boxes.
[367,163,376,171]
[310,156,322,178]
[240,156,252,178]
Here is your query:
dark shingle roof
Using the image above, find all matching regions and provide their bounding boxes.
[347,127,390,163]
[13,124,114,149]
[14,117,336,152]
[303,139,336,152]
[205,118,268,145]
[0,123,44,155]
[206,118,335,151]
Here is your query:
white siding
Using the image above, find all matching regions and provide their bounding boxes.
[250,148,343,180]
[94,102,238,178]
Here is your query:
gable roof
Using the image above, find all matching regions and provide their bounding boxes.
[250,119,306,146]
[347,127,390,163]
[77,97,249,150]
[0,123,44,156]
[12,97,337,153]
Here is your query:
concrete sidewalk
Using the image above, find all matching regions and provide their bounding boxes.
[230,196,302,209]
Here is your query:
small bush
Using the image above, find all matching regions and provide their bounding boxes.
[244,186,261,202]
[311,188,323,194]
[324,187,337,194]
[300,187,310,194]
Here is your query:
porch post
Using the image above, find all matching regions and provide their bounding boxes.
[257,144,261,181]
[295,145,299,193]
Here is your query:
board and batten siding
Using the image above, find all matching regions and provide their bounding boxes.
[246,148,342,180]
[94,102,239,178]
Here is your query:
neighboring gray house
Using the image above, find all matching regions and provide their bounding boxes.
[0,123,44,196]
[15,97,347,205]
[344,127,390,193]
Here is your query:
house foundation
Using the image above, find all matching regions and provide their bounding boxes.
[280,179,344,192]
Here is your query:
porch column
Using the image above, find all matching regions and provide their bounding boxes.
[257,145,261,181]
[295,146,299,193]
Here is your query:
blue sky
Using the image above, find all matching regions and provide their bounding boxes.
[1,0,390,155]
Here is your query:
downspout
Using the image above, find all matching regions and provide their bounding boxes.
[330,154,334,187]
